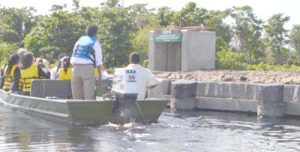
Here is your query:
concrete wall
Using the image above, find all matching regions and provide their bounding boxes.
[181,30,216,71]
[149,30,216,71]
[149,80,300,118]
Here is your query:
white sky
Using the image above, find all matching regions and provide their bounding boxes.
[0,0,299,29]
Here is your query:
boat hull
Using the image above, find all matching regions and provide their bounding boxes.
[0,90,168,125]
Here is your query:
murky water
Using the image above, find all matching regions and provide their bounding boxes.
[1,105,300,152]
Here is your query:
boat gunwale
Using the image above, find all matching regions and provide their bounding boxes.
[0,89,168,103]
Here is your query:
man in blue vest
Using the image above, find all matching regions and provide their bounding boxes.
[71,24,103,100]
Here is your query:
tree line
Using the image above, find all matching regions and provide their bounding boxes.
[1,0,300,70]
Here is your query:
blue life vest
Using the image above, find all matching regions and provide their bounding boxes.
[72,36,97,64]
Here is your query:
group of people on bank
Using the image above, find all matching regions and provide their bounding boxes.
[0,24,158,100]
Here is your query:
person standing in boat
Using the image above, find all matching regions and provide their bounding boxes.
[16,41,27,56]
[20,52,50,95]
[70,24,103,100]
[57,56,72,80]
[2,53,22,94]
[126,52,158,99]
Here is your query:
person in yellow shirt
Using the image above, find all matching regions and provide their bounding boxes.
[20,52,50,95]
[2,53,22,93]
[57,57,72,80]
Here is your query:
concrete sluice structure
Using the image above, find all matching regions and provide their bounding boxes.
[149,80,300,118]
[149,28,216,72]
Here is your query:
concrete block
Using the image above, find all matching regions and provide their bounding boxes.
[283,85,295,103]
[197,82,232,98]
[196,82,207,97]
[203,82,216,97]
[231,83,259,100]
[256,84,285,117]
[293,85,300,103]
[148,80,171,98]
[171,98,196,110]
[231,83,246,99]
[246,84,261,100]
[200,82,216,97]
[171,80,197,110]
[171,80,197,99]
[285,102,300,116]
[216,82,232,98]
[162,80,171,95]
[196,97,257,113]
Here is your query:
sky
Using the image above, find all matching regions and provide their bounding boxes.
[0,0,299,29]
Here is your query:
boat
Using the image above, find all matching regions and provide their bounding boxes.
[0,79,168,125]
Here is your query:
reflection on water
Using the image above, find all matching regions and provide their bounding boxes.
[1,105,300,152]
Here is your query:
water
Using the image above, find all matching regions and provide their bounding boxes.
[1,106,300,152]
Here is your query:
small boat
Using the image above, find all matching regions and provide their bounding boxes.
[0,79,168,125]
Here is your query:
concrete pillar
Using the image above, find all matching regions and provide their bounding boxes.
[181,30,216,71]
[149,31,154,69]
[171,80,197,110]
[256,84,285,117]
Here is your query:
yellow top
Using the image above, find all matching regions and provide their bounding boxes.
[20,64,39,93]
[3,65,22,91]
[58,68,72,80]
[94,68,99,78]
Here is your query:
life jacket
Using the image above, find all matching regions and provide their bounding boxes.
[72,36,97,64]
[20,64,39,94]
[58,67,72,80]
[94,68,99,78]
[3,65,22,91]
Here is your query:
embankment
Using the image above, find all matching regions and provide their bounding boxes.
[150,70,300,117]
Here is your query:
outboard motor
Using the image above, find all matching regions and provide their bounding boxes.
[111,68,139,121]
[112,68,138,101]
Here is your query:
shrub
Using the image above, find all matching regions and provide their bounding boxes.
[216,48,247,70]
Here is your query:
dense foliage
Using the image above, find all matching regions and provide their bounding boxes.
[1,0,300,70]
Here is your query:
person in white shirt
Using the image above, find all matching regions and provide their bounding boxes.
[126,52,158,99]
[70,24,103,100]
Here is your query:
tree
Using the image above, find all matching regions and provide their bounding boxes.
[97,0,134,67]
[130,16,160,61]
[0,7,36,43]
[24,6,87,59]
[231,6,263,63]
[0,41,18,64]
[264,13,290,64]
[205,10,233,51]
[127,4,152,30]
[290,25,300,54]
[72,0,80,11]
[157,7,173,27]
[178,2,207,26]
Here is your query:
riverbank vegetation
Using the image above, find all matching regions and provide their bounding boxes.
[1,0,300,71]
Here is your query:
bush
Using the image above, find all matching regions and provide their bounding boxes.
[216,48,247,70]
[247,63,300,71]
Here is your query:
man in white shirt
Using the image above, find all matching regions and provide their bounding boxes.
[126,52,158,99]
[70,24,103,100]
